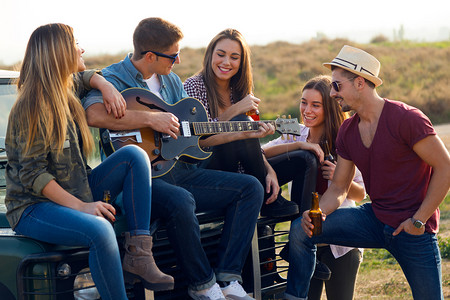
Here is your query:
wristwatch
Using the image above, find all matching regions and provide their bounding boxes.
[411,218,425,229]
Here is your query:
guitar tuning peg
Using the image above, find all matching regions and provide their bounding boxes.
[293,136,297,141]
[281,135,285,140]
[288,115,291,119]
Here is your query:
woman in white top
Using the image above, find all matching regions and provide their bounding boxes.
[263,75,365,300]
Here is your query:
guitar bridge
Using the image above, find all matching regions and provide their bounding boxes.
[110,130,143,143]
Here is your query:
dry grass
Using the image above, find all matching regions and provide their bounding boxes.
[2,39,448,125]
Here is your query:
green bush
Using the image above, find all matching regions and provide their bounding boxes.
[439,236,450,259]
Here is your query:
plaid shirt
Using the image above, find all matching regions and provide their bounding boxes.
[184,74,247,173]
[184,74,236,122]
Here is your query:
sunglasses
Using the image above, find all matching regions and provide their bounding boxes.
[140,50,179,65]
[331,76,357,92]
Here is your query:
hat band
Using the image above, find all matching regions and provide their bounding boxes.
[332,57,376,76]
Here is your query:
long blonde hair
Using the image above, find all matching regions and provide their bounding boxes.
[14,23,93,156]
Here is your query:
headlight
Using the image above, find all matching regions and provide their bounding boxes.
[57,263,71,278]
[73,268,100,300]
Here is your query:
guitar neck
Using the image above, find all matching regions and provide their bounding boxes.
[191,120,276,135]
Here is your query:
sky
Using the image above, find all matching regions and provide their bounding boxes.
[1,0,449,65]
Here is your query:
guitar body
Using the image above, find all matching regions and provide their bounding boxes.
[103,87,301,178]
[109,88,211,178]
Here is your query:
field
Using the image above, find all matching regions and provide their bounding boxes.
[3,38,449,125]
[2,38,448,298]
[276,124,450,299]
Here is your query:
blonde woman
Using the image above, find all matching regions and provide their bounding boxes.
[5,24,173,300]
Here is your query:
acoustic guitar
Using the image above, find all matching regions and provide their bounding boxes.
[100,87,301,178]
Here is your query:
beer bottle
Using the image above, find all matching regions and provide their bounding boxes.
[103,190,114,225]
[309,192,322,236]
[103,190,111,204]
[323,140,335,163]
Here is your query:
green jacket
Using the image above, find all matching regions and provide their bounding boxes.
[5,71,97,229]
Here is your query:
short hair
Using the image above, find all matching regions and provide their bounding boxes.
[133,17,183,60]
[331,66,375,89]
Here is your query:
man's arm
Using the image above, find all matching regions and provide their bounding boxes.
[301,155,355,237]
[319,155,356,215]
[85,102,180,139]
[394,134,450,235]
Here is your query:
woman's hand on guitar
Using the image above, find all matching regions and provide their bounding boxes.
[150,112,180,139]
[242,122,275,139]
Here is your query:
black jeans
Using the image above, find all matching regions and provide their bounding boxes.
[200,115,268,198]
[308,246,362,300]
[201,117,317,211]
[267,149,318,213]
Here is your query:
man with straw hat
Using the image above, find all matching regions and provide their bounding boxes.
[284,45,450,299]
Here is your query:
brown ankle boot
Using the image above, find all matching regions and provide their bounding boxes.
[122,232,174,291]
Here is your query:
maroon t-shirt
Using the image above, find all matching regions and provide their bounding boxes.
[336,99,438,233]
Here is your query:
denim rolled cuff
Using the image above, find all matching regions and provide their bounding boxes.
[82,94,104,110]
[215,271,242,284]
[189,270,216,291]
[284,292,307,300]
[32,172,55,196]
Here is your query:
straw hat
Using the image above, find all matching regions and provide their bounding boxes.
[323,45,383,87]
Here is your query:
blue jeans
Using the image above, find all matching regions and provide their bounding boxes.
[153,162,264,291]
[285,203,443,300]
[14,145,153,300]
[89,145,152,236]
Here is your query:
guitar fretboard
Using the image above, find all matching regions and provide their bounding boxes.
[192,120,276,135]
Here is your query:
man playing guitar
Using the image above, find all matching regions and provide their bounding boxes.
[83,17,271,300]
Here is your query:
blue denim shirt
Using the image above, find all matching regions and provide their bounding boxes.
[82,53,187,109]
[82,53,194,174]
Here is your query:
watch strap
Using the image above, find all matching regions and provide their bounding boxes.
[411,218,425,229]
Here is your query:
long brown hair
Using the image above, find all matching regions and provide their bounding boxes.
[200,29,253,119]
[302,75,348,156]
[13,23,93,157]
